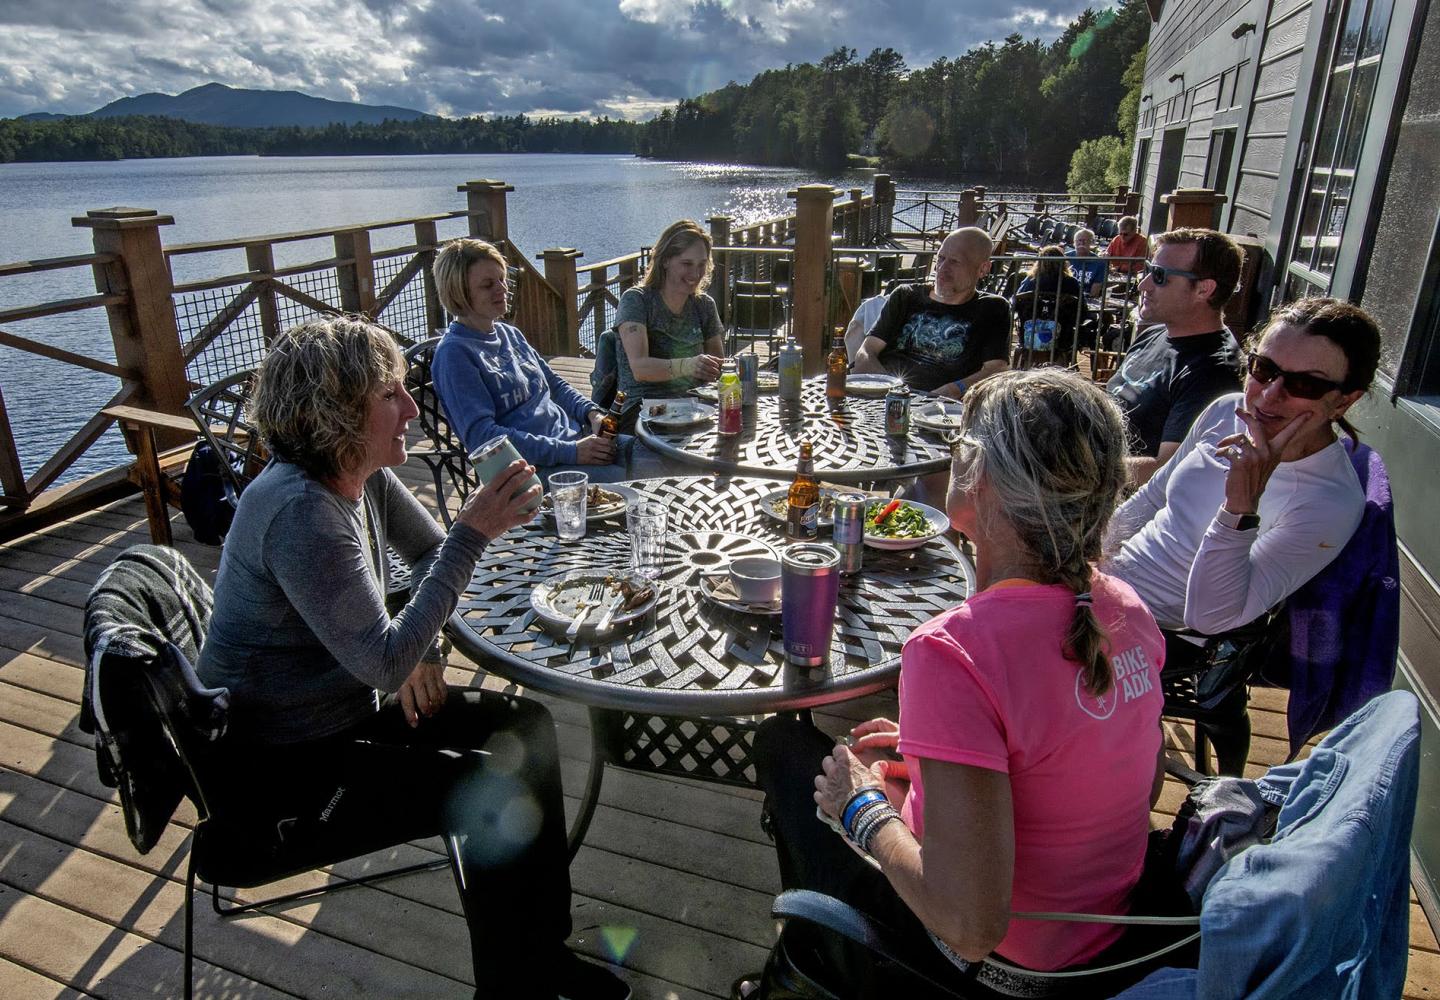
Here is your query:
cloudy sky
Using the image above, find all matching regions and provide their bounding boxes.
[1,0,1092,121]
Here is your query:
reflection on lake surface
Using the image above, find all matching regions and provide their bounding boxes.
[0,153,967,483]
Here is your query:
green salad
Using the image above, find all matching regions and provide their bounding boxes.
[864,500,934,538]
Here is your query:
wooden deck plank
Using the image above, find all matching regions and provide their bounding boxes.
[0,464,1436,998]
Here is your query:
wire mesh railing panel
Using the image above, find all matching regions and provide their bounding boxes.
[372,254,432,345]
[177,285,270,386]
[712,246,794,358]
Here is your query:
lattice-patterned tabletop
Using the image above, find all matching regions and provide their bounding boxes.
[449,475,976,715]
[634,378,954,483]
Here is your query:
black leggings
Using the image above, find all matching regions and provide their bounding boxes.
[205,687,570,989]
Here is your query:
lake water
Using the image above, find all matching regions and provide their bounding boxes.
[0,153,962,484]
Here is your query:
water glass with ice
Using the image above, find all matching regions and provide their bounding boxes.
[549,471,588,541]
[627,501,668,579]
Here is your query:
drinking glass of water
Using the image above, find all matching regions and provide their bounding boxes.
[549,471,589,541]
[627,501,668,579]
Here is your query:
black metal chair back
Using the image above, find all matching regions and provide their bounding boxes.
[403,336,477,529]
[186,368,265,500]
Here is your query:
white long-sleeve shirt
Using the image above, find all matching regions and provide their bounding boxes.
[1103,394,1363,633]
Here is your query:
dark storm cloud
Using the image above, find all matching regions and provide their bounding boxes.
[0,0,1096,119]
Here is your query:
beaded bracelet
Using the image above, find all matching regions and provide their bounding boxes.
[840,788,887,835]
[854,804,903,856]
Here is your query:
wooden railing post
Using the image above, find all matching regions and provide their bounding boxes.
[846,189,864,245]
[73,208,188,438]
[335,229,376,316]
[834,257,866,334]
[1162,188,1226,230]
[788,184,836,374]
[618,255,640,293]
[539,247,583,355]
[458,179,515,242]
[708,215,732,322]
[1085,204,1100,230]
[1123,191,1142,218]
[415,219,447,335]
[245,243,281,345]
[1114,184,1131,207]
[958,189,979,226]
[872,174,894,243]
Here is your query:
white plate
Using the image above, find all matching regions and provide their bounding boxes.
[530,570,657,633]
[539,484,636,523]
[698,573,782,616]
[911,398,965,433]
[845,373,903,398]
[643,399,716,429]
[862,499,950,550]
[760,487,844,530]
[691,372,779,402]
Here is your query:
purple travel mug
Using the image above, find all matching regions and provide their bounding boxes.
[781,543,842,667]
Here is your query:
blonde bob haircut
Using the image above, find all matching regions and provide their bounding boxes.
[249,315,404,481]
[433,238,508,317]
[641,219,713,291]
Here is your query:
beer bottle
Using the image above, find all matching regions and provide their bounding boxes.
[787,440,819,540]
[599,390,626,438]
[826,331,848,400]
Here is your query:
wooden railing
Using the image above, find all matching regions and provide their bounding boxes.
[894,186,1144,247]
[0,251,135,512]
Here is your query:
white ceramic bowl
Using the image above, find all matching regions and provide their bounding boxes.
[862,500,951,550]
[728,556,783,604]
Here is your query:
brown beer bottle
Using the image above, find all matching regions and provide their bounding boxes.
[599,391,626,438]
[826,331,848,400]
[787,440,819,540]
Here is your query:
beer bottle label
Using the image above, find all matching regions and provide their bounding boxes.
[788,502,818,538]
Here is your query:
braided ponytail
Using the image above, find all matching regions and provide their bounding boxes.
[957,369,1129,695]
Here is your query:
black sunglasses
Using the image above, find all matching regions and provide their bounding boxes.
[1145,263,1202,287]
[1246,352,1345,400]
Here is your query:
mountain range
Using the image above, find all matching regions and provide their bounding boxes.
[17,83,435,127]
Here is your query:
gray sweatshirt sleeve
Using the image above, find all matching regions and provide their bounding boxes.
[263,483,487,693]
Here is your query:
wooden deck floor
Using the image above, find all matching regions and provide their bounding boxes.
[1,450,1436,998]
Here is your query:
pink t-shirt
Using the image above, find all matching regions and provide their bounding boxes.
[896,572,1165,971]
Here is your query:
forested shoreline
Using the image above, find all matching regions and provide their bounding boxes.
[3,0,1145,185]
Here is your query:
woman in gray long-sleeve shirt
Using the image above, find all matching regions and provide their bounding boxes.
[197,316,631,1000]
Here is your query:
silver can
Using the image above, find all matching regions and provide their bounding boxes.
[736,353,759,406]
[832,492,866,576]
[885,384,911,436]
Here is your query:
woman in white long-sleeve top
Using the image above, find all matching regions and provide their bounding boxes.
[1104,296,1380,636]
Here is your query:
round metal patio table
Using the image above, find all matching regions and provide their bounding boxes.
[634,378,954,483]
[445,473,976,853]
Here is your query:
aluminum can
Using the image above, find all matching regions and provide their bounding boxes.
[832,492,866,576]
[885,384,911,436]
[736,353,759,406]
[467,434,543,513]
[781,544,841,667]
[778,339,804,403]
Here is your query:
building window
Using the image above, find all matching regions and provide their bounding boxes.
[1282,0,1397,298]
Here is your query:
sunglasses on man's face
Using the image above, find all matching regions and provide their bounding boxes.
[1246,352,1346,400]
[1145,263,1202,287]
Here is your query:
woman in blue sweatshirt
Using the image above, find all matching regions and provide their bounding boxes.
[431,238,637,484]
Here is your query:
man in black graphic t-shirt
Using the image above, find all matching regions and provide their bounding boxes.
[855,228,1011,398]
[1105,227,1244,486]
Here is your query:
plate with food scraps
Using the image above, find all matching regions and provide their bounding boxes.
[845,373,903,398]
[691,371,780,402]
[643,398,716,430]
[862,498,950,550]
[760,488,843,530]
[911,398,966,433]
[530,570,657,634]
[538,483,636,522]
[698,573,783,616]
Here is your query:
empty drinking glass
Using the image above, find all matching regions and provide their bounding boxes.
[627,501,668,579]
[549,471,589,541]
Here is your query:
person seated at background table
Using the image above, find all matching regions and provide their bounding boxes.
[747,369,1164,995]
[1106,215,1151,276]
[852,227,1011,400]
[1068,227,1108,297]
[1013,246,1089,358]
[843,288,889,359]
[1106,227,1245,486]
[1103,297,1379,639]
[196,316,630,1000]
[615,219,725,401]
[431,237,637,486]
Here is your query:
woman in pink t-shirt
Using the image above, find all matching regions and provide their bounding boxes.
[748,369,1166,995]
